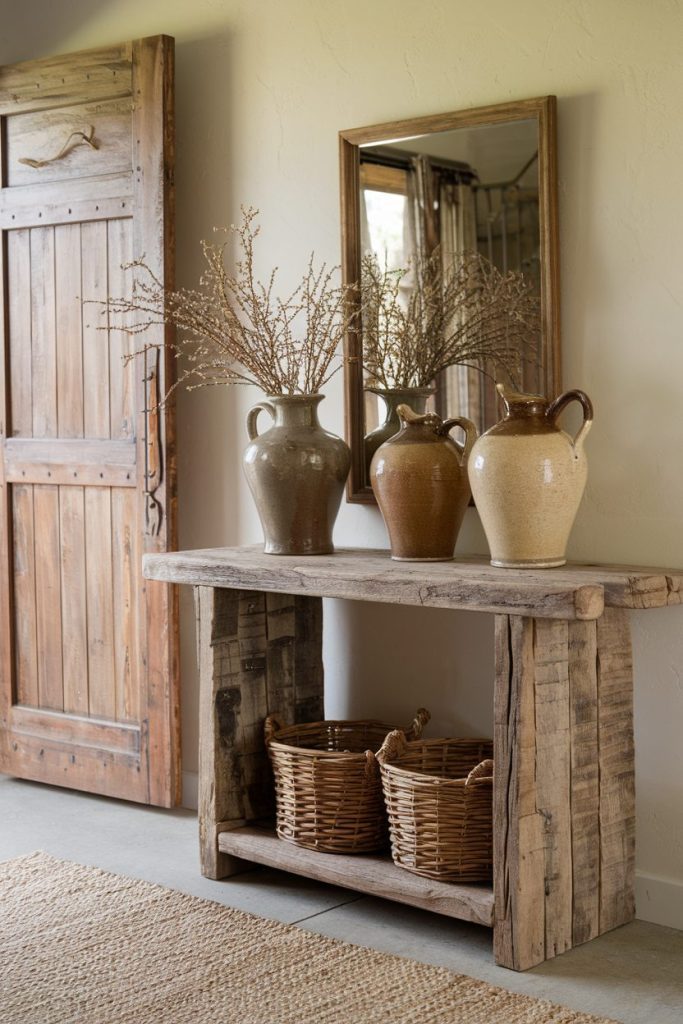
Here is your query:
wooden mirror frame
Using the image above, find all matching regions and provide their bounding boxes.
[339,96,560,503]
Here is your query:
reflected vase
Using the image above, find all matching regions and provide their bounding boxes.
[363,387,435,476]
[243,394,351,555]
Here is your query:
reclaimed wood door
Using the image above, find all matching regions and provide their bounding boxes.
[0,37,179,806]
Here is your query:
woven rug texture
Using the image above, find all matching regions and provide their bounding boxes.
[0,852,620,1024]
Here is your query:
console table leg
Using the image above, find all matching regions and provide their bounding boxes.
[195,585,324,880]
[493,610,634,970]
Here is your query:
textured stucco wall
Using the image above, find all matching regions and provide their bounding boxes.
[3,0,682,927]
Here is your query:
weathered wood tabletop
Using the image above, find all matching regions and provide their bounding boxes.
[143,545,683,620]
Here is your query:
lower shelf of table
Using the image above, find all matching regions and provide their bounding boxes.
[217,825,494,928]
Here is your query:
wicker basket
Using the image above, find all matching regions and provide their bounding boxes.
[376,731,494,882]
[264,709,430,854]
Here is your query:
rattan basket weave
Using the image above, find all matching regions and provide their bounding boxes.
[376,731,494,882]
[264,709,430,854]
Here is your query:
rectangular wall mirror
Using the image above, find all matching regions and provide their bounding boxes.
[340,96,560,503]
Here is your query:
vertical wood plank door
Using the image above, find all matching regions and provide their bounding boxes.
[0,37,179,806]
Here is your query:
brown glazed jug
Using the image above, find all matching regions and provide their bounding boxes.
[370,404,478,561]
[469,383,593,568]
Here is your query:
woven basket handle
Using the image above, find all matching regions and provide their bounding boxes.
[375,729,408,766]
[264,714,285,744]
[465,759,494,786]
[406,707,430,740]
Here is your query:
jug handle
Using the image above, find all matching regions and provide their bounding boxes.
[246,401,275,441]
[546,389,593,455]
[442,416,478,466]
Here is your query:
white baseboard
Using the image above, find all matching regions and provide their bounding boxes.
[181,771,198,810]
[636,871,683,930]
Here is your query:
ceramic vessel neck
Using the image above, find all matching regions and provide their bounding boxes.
[269,394,323,428]
[495,384,556,435]
[499,386,549,421]
[367,387,434,419]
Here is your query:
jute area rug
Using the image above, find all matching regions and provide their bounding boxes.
[0,852,619,1024]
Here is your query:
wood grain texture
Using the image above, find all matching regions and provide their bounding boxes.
[0,174,133,230]
[568,619,600,945]
[494,614,575,970]
[494,608,636,970]
[4,437,136,487]
[145,547,604,619]
[195,585,324,880]
[107,218,134,440]
[7,229,32,436]
[112,487,139,723]
[219,825,495,927]
[33,485,63,711]
[85,487,115,720]
[81,219,110,440]
[0,42,132,114]
[30,226,57,439]
[54,223,84,438]
[59,486,88,715]
[596,607,635,933]
[339,133,370,503]
[144,545,683,618]
[7,698,142,810]
[132,34,179,808]
[533,619,572,959]
[10,704,140,755]
[0,200,10,770]
[493,615,545,971]
[340,96,559,147]
[5,731,142,800]
[10,485,38,706]
[6,96,132,188]
[537,95,561,399]
[196,586,241,880]
[235,592,270,822]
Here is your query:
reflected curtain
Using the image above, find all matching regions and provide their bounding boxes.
[438,181,486,426]
[404,158,486,426]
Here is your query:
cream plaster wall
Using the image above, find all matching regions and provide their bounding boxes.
[3,0,683,928]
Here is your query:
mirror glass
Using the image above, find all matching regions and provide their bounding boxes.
[340,99,559,502]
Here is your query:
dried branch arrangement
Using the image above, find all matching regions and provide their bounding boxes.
[360,247,540,390]
[104,207,358,397]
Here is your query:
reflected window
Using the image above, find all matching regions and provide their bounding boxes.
[363,190,406,270]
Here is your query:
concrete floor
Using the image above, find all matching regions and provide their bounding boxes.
[1,773,681,1024]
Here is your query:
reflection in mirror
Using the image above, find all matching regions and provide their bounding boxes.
[340,98,559,502]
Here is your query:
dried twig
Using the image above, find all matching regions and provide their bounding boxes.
[361,247,540,389]
[99,207,358,397]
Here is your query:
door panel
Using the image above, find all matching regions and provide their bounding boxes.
[55,223,84,438]
[0,37,178,806]
[59,484,88,715]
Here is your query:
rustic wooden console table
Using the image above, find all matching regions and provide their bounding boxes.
[143,546,683,971]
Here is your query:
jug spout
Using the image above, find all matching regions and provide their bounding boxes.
[496,382,548,419]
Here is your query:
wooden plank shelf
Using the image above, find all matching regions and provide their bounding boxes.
[143,545,683,620]
[218,825,495,928]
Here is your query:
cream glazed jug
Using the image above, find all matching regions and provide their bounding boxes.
[469,383,593,568]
